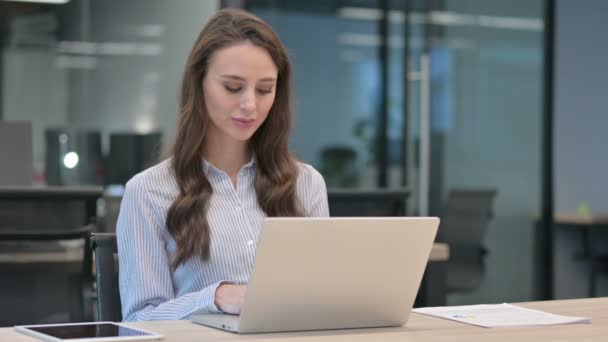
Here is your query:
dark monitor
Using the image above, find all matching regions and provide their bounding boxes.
[45,129,103,186]
[106,132,162,185]
[327,188,409,217]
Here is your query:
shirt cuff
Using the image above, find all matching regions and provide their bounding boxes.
[198,280,232,314]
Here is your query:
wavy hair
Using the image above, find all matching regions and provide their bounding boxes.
[166,8,302,268]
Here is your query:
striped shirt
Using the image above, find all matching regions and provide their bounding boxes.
[116,158,329,321]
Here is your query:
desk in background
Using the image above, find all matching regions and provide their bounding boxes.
[553,213,608,297]
[0,242,448,264]
[417,243,449,307]
[0,186,103,325]
[0,186,102,228]
[430,243,449,262]
[2,297,605,341]
[326,188,450,306]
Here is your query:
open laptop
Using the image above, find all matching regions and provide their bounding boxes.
[191,216,439,334]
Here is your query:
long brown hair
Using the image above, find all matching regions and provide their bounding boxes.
[166,8,302,268]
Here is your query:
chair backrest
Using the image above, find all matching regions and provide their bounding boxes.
[99,194,122,233]
[0,187,102,322]
[438,189,497,294]
[90,233,121,322]
[0,224,94,324]
[438,189,497,245]
[328,189,409,217]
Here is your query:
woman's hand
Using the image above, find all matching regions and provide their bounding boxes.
[214,284,247,315]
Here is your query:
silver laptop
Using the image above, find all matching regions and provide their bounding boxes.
[190,217,439,334]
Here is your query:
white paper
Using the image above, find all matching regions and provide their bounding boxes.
[412,303,592,328]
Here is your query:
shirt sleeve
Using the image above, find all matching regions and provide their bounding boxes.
[117,175,224,321]
[297,163,330,217]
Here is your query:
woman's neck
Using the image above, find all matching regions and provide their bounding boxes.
[203,134,250,180]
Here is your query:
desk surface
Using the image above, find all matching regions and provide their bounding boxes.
[0,248,84,263]
[0,243,449,264]
[0,185,103,198]
[430,242,449,261]
[553,212,608,226]
[2,297,605,341]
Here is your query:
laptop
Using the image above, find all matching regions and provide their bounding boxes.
[191,216,439,334]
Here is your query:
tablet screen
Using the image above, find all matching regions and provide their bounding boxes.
[25,323,152,339]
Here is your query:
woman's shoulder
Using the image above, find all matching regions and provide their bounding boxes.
[124,158,177,194]
[295,161,326,189]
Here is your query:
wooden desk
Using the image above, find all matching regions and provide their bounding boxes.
[553,213,608,226]
[2,297,605,341]
[535,212,608,299]
[430,243,449,262]
[0,248,84,263]
[552,213,608,297]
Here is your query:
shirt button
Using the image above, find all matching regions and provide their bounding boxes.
[247,240,254,246]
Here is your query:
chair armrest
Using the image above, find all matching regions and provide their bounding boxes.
[90,233,118,252]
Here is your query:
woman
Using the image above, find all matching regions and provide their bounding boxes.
[117,8,329,321]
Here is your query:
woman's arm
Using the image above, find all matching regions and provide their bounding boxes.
[298,164,330,217]
[117,175,224,321]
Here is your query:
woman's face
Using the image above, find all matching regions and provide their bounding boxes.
[203,41,278,145]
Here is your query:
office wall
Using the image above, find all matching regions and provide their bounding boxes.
[554,0,608,298]
[554,0,608,214]
[254,11,379,176]
[258,2,546,304]
[434,0,544,305]
[2,50,69,176]
[2,0,219,177]
[68,0,218,154]
[443,56,542,304]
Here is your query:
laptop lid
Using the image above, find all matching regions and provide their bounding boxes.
[229,216,439,333]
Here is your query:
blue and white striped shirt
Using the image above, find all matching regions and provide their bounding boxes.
[116,158,329,321]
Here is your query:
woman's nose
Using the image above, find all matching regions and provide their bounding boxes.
[240,90,256,114]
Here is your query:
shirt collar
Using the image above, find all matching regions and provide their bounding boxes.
[242,153,256,169]
[201,152,256,175]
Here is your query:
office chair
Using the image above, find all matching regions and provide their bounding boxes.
[0,225,93,324]
[0,186,101,324]
[327,188,409,217]
[437,189,497,294]
[90,233,122,322]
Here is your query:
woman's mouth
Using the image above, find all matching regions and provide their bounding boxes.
[232,118,255,129]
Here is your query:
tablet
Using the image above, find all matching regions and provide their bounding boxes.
[14,322,163,342]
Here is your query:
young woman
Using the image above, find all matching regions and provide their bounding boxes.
[117,8,329,321]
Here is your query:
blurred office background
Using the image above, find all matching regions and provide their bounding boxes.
[0,0,607,326]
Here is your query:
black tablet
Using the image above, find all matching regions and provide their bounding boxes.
[14,322,163,342]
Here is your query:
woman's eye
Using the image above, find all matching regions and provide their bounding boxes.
[257,88,272,95]
[225,86,241,93]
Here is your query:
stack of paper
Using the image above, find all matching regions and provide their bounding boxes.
[412,303,592,328]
